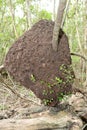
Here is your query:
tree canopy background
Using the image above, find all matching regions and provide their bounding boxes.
[0,0,87,82]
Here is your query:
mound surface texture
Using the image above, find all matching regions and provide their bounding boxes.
[5,20,74,107]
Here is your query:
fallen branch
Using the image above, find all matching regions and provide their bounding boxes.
[0,110,83,130]
[71,53,87,61]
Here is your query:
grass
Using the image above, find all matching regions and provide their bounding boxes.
[71,56,80,63]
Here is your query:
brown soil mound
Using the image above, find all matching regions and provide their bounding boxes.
[4,20,74,107]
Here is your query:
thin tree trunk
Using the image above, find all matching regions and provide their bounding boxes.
[53,0,56,21]
[52,0,67,52]
[76,27,83,53]
[0,7,5,28]
[61,0,70,28]
[26,0,31,29]
[9,0,18,38]
[84,1,87,83]
[75,0,85,81]
[75,0,83,54]
[84,27,87,83]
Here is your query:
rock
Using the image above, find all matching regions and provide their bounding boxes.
[4,20,74,107]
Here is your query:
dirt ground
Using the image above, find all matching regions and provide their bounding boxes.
[0,77,87,130]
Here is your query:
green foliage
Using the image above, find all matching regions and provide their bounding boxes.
[40,80,52,88]
[43,90,48,96]
[55,77,63,84]
[57,93,65,101]
[0,0,52,65]
[37,9,52,20]
[43,98,53,105]
[64,0,85,53]
[57,92,72,102]
[0,0,85,65]
[30,74,36,82]
[30,5,52,24]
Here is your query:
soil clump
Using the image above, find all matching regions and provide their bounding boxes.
[4,20,74,107]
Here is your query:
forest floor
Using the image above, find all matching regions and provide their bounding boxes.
[0,61,82,119]
[0,59,87,130]
[0,72,87,130]
[0,78,41,120]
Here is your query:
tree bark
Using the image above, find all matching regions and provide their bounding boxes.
[53,0,56,21]
[26,0,31,29]
[84,27,87,84]
[61,0,70,28]
[84,0,87,83]
[0,110,83,130]
[52,0,67,51]
[9,0,18,38]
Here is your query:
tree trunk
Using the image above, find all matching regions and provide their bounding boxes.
[84,1,87,84]
[53,0,56,21]
[26,0,31,29]
[75,1,83,54]
[61,0,70,28]
[80,0,87,84]
[52,0,67,51]
[84,27,87,84]
[75,0,86,82]
[9,0,18,38]
[0,90,86,129]
[0,109,83,130]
